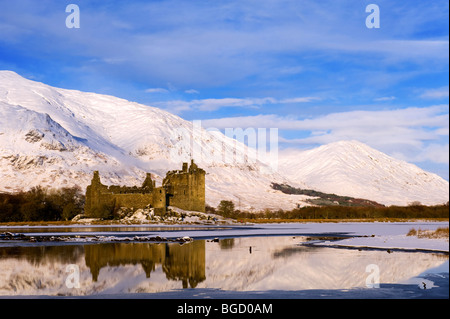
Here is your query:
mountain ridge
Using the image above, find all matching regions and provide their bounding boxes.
[1,70,448,208]
[277,140,449,206]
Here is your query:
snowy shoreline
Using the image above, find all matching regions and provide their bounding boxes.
[1,220,448,253]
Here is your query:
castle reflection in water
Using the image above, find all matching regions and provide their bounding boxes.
[1,241,206,289]
[85,241,206,288]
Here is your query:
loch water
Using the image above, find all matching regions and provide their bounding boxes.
[0,229,447,297]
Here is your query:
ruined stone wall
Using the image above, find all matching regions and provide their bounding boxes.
[84,171,110,217]
[151,187,166,209]
[84,171,163,217]
[85,161,205,217]
[110,193,153,210]
[108,188,166,214]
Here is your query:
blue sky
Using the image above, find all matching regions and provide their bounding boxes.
[0,0,449,180]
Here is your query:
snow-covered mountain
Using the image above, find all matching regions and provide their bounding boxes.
[0,70,448,208]
[278,141,449,206]
[0,70,303,210]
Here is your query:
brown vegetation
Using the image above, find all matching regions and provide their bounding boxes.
[0,186,84,222]
[213,200,449,222]
[407,227,449,239]
[271,183,385,207]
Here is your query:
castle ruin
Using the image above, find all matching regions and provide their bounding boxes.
[84,160,206,217]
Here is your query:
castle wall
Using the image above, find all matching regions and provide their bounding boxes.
[163,164,206,213]
[84,179,110,217]
[110,193,154,210]
[164,173,190,211]
[190,172,205,213]
[85,161,205,217]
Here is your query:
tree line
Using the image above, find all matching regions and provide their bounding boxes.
[211,200,449,221]
[0,186,84,222]
[1,188,448,223]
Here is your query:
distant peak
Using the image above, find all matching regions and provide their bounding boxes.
[319,140,371,151]
[0,70,32,81]
[0,70,20,76]
[328,140,366,146]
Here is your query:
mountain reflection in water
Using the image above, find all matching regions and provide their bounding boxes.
[0,236,447,296]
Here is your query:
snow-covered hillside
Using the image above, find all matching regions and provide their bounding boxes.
[0,70,448,208]
[278,141,449,206]
[0,71,302,210]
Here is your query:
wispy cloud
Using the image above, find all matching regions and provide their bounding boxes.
[145,88,169,94]
[2,0,447,90]
[203,105,448,130]
[279,97,321,104]
[412,143,449,164]
[156,96,319,114]
[420,86,449,99]
[185,89,199,94]
[202,105,450,165]
[374,96,396,102]
[1,0,448,179]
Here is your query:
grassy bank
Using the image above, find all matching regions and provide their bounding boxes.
[407,226,449,239]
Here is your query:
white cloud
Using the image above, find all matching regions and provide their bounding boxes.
[3,0,448,91]
[185,89,199,94]
[203,104,449,130]
[157,96,318,113]
[413,143,449,164]
[374,96,396,101]
[419,86,449,99]
[201,104,449,165]
[279,97,321,103]
[156,98,261,113]
[145,88,169,94]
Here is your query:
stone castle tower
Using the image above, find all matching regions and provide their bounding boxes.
[84,161,205,217]
[163,160,206,213]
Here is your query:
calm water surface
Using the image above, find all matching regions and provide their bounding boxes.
[0,235,447,296]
